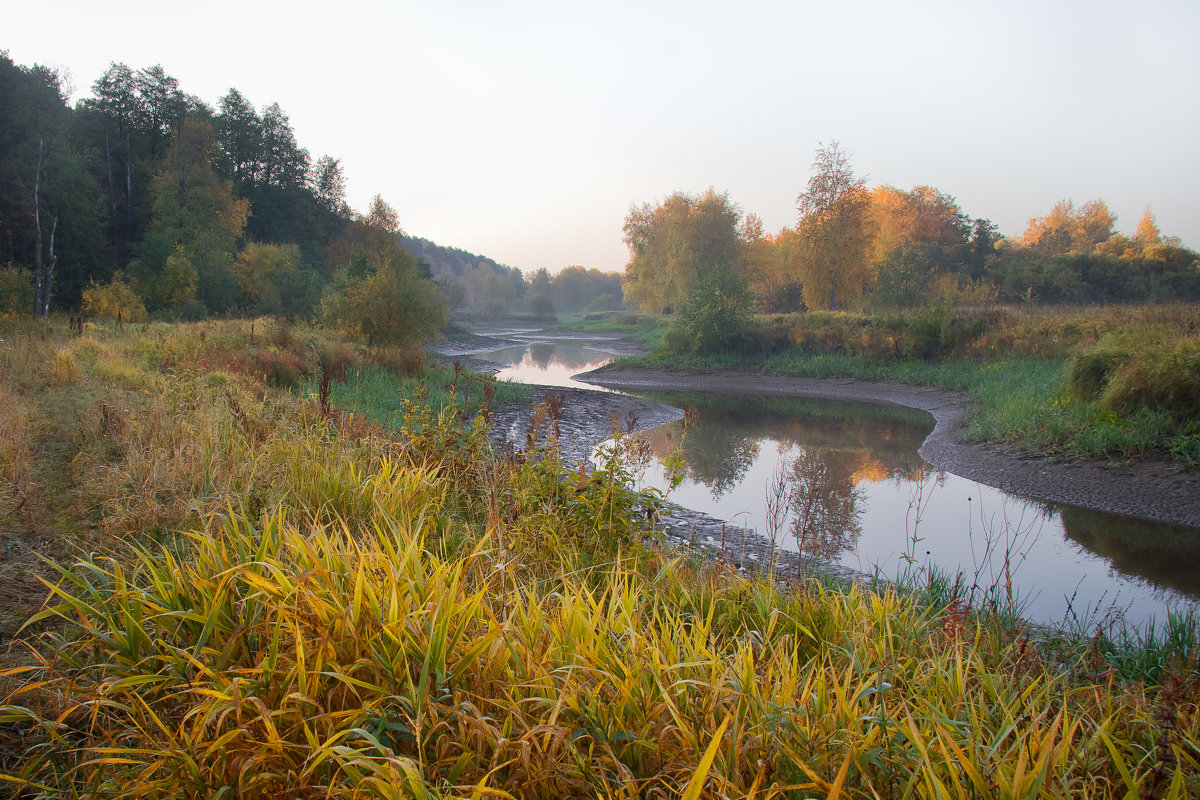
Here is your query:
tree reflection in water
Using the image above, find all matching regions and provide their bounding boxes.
[676,426,760,499]
[634,392,926,560]
[529,342,556,369]
[1060,507,1200,596]
[786,448,864,561]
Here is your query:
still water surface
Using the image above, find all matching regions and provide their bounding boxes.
[483,337,1200,629]
[491,340,621,390]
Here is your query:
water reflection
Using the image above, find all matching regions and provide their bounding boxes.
[488,340,615,389]
[637,394,936,563]
[639,392,931,503]
[677,424,761,499]
[630,389,1200,628]
[529,342,556,369]
[1060,508,1200,596]
[785,449,863,560]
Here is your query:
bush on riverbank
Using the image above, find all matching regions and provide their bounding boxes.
[1069,333,1200,421]
[2,317,1198,797]
[660,303,1198,363]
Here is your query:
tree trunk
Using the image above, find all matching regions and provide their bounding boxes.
[33,139,46,317]
[105,132,116,216]
[125,131,134,263]
[104,132,122,265]
[43,215,58,316]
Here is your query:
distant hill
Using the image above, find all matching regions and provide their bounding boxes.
[401,236,626,315]
[402,236,526,313]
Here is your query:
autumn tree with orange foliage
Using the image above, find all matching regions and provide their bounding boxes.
[794,142,873,311]
[1019,199,1117,256]
[868,185,976,308]
[742,214,805,312]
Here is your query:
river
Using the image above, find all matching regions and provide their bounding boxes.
[470,330,1200,631]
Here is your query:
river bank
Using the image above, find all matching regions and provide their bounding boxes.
[434,331,1199,583]
[579,363,1200,529]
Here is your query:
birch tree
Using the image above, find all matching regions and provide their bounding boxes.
[794,142,872,312]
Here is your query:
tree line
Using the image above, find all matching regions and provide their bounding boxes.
[623,142,1200,325]
[1,53,624,336]
[2,55,345,317]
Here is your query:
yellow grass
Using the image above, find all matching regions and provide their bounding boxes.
[0,316,1196,798]
[3,509,1197,797]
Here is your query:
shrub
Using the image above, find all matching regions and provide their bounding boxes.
[317,340,357,382]
[529,293,555,318]
[901,305,952,360]
[1104,336,1200,422]
[661,326,696,354]
[179,297,208,321]
[81,273,148,322]
[583,292,624,313]
[746,314,795,355]
[320,251,447,347]
[678,262,753,353]
[1067,336,1132,401]
[0,265,32,317]
[262,351,308,388]
[0,262,32,316]
[367,344,425,376]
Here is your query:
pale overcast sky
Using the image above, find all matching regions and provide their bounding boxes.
[6,0,1198,273]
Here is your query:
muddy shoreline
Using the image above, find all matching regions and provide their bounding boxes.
[578,364,1200,530]
[435,332,1198,581]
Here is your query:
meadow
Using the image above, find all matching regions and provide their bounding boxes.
[0,316,1197,798]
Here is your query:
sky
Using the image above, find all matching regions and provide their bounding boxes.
[6,0,1199,274]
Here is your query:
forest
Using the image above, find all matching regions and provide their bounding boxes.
[0,53,619,330]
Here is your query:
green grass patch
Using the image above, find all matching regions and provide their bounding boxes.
[549,311,671,350]
[312,362,531,432]
[616,349,994,391]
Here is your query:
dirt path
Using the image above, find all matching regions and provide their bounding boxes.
[577,364,1200,529]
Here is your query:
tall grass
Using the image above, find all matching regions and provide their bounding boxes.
[0,318,526,637]
[0,384,33,525]
[1,316,1198,797]
[4,506,1198,797]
